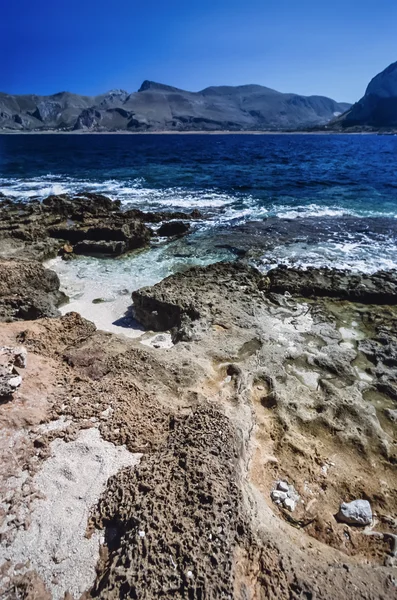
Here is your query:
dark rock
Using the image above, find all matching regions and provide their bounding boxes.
[50,221,151,255]
[123,208,203,223]
[157,221,190,237]
[42,193,120,219]
[74,240,128,256]
[265,266,397,304]
[0,193,202,260]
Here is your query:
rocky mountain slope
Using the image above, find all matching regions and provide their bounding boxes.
[0,81,350,132]
[331,61,397,130]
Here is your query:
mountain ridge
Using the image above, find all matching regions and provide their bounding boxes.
[330,61,397,130]
[0,81,351,132]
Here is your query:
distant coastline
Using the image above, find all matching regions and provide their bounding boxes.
[0,129,382,135]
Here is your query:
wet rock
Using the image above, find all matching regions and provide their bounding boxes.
[42,193,119,219]
[157,221,190,237]
[266,266,397,304]
[73,240,128,256]
[0,194,192,260]
[337,500,373,526]
[124,208,203,223]
[209,216,397,258]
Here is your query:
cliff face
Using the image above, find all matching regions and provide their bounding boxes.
[331,61,397,129]
[0,81,350,132]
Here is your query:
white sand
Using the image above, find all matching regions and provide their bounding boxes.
[1,428,141,599]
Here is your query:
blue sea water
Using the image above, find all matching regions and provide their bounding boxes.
[1,133,397,276]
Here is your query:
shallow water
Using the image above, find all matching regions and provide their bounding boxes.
[2,133,397,320]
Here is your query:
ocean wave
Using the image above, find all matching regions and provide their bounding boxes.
[1,176,397,223]
[259,239,397,274]
[0,176,235,211]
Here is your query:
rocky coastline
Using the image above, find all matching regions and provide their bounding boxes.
[0,194,396,599]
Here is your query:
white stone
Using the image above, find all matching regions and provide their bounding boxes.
[138,530,145,538]
[8,375,22,389]
[277,481,289,493]
[284,497,296,512]
[337,500,372,526]
[271,490,288,502]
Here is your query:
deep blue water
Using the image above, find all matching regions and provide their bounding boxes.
[1,133,397,272]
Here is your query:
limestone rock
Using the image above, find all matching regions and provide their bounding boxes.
[337,500,372,526]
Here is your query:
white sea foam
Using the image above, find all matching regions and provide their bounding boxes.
[260,239,397,274]
[1,176,396,222]
[0,176,235,211]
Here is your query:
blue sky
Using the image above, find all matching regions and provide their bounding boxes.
[1,0,396,102]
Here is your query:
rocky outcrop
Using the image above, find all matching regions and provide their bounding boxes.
[266,266,397,304]
[0,83,351,132]
[49,221,151,256]
[331,61,397,130]
[0,193,200,259]
[132,262,265,332]
[0,259,67,321]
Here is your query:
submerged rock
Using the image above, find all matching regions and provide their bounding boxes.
[337,500,373,526]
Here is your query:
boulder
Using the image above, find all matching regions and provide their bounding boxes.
[337,500,372,526]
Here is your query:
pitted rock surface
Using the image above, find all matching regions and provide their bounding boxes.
[89,407,247,599]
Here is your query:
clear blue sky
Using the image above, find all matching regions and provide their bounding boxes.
[1,0,396,103]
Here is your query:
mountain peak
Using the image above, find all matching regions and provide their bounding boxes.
[138,81,182,93]
[365,60,397,98]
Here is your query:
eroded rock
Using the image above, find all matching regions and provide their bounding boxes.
[0,259,67,321]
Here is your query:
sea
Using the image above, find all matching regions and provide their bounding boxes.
[1,133,396,332]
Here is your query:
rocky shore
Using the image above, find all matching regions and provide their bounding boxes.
[0,195,396,599]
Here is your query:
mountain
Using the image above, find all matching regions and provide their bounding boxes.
[0,81,351,132]
[331,61,397,130]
